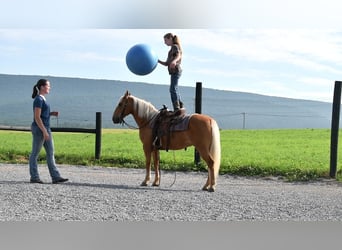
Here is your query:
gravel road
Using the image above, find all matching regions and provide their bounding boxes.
[1,163,342,221]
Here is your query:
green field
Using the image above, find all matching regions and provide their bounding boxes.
[0,129,341,181]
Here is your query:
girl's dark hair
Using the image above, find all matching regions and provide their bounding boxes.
[32,79,48,98]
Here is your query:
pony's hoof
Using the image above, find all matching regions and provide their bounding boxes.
[152,183,160,187]
[202,186,215,192]
[140,182,148,186]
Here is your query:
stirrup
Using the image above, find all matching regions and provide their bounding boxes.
[153,136,162,149]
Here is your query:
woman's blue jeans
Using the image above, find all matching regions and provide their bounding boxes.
[170,71,182,109]
[29,124,61,181]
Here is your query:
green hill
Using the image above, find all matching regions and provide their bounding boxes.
[0,74,333,129]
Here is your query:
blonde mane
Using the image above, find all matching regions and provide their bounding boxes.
[131,95,158,120]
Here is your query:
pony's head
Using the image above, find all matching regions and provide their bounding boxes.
[112,90,133,124]
[112,90,159,125]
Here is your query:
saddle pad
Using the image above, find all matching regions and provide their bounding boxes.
[170,114,192,131]
[150,114,192,132]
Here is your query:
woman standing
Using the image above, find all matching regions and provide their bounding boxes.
[29,79,68,184]
[158,32,184,113]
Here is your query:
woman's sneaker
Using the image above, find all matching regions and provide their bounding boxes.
[52,177,69,184]
[30,179,44,184]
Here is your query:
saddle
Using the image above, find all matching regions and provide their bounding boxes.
[151,105,190,151]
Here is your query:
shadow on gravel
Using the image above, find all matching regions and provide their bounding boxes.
[60,182,201,193]
[0,180,29,185]
[0,180,139,190]
[0,180,207,193]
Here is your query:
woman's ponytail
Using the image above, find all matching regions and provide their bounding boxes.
[32,79,48,99]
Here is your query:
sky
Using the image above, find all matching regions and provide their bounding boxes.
[1,0,342,103]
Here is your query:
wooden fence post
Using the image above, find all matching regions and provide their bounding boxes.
[194,82,202,165]
[330,81,342,178]
[95,112,102,160]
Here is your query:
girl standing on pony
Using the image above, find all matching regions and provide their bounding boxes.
[158,32,184,113]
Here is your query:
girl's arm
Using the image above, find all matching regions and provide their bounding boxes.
[158,59,167,66]
[169,53,181,70]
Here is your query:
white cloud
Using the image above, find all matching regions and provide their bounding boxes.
[186,29,342,65]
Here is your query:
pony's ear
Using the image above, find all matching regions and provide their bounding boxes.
[124,90,131,97]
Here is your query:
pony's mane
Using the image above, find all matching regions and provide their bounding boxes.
[131,95,158,119]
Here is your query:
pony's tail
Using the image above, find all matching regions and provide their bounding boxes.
[210,119,221,180]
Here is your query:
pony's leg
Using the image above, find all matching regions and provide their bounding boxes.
[141,147,152,186]
[202,162,215,192]
[152,150,160,186]
[202,176,211,191]
[197,147,216,192]
[207,162,216,192]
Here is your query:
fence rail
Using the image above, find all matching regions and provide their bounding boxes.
[0,112,102,159]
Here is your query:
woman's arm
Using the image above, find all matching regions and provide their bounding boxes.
[50,111,59,117]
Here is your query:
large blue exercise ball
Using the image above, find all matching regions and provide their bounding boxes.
[126,44,158,75]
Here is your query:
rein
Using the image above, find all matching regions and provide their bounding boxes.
[121,114,157,130]
[120,119,140,130]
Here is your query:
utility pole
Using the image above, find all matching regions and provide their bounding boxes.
[242,112,246,129]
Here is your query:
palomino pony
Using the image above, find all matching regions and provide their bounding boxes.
[112,91,221,192]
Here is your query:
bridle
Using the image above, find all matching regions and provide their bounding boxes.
[116,96,156,130]
[117,97,138,129]
[117,97,129,124]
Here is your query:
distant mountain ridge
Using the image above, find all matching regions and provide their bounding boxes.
[0,74,333,129]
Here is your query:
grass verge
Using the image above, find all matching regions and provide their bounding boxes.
[0,128,341,181]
